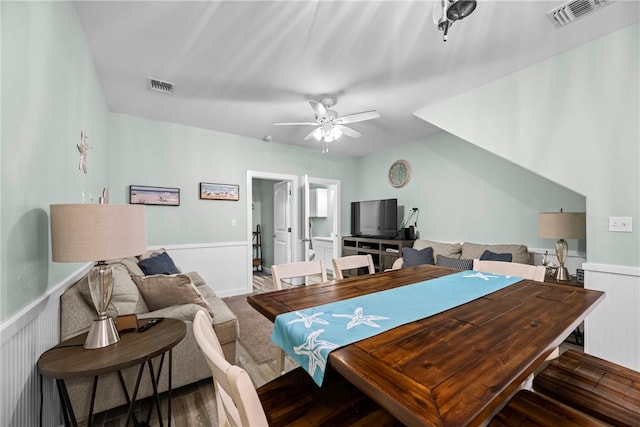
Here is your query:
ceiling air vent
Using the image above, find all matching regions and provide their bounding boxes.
[147,77,174,95]
[546,0,615,28]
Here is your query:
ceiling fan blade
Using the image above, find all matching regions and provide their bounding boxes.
[309,100,328,118]
[304,127,322,141]
[273,121,318,126]
[335,125,362,139]
[335,110,380,124]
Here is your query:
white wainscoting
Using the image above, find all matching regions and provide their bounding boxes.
[0,241,250,427]
[161,241,251,297]
[0,266,89,427]
[584,263,640,371]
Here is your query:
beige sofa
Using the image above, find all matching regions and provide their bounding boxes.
[391,239,531,269]
[59,255,239,417]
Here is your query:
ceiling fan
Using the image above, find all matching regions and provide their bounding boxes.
[274,98,380,152]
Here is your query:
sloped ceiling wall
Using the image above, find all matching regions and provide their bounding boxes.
[415,24,639,267]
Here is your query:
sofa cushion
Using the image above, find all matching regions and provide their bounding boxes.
[436,255,474,270]
[77,263,149,317]
[207,295,240,346]
[140,304,211,322]
[402,247,435,268]
[138,247,167,261]
[413,239,462,259]
[185,271,208,289]
[107,256,145,276]
[132,274,213,316]
[138,251,181,275]
[480,250,513,262]
[462,242,530,264]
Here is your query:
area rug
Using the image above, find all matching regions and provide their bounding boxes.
[222,293,277,364]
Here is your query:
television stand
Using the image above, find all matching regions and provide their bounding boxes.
[341,236,414,277]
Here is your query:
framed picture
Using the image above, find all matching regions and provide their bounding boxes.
[200,182,239,201]
[129,185,180,206]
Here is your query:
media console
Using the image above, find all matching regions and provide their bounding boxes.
[341,236,415,277]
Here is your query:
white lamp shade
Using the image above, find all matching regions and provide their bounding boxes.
[538,212,586,239]
[50,204,147,262]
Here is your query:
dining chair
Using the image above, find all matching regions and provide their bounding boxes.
[192,310,401,427]
[472,259,546,282]
[270,260,327,374]
[332,254,375,280]
[271,260,327,290]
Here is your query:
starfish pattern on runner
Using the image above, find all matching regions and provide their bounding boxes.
[293,329,338,376]
[332,307,389,330]
[287,311,329,328]
[462,272,501,281]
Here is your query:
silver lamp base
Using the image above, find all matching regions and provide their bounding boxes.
[555,266,571,281]
[84,316,120,349]
[555,238,571,282]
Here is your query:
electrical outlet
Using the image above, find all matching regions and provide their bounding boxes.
[609,216,632,232]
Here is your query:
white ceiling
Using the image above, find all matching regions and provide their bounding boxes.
[74,1,639,157]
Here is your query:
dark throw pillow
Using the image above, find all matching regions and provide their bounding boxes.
[436,255,473,271]
[138,251,180,275]
[479,250,513,262]
[402,247,435,268]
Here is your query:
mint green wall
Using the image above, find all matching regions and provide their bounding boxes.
[108,113,360,245]
[1,2,110,321]
[356,132,586,249]
[416,24,639,267]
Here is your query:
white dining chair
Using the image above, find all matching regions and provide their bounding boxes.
[332,254,375,280]
[271,260,327,290]
[193,310,268,427]
[472,259,546,282]
[193,310,398,427]
[270,260,327,374]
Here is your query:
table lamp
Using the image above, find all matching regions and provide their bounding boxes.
[50,204,147,349]
[538,210,586,281]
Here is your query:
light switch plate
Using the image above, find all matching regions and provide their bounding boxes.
[609,216,632,232]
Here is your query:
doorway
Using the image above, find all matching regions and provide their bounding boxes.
[246,171,299,293]
[303,176,341,275]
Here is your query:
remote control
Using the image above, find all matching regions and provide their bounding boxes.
[138,318,163,332]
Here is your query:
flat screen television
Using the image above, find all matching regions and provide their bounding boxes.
[351,198,398,239]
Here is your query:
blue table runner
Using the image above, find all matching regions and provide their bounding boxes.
[271,270,522,386]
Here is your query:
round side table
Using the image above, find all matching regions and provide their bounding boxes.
[39,318,186,427]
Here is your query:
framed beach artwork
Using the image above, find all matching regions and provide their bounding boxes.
[129,185,180,206]
[200,182,239,201]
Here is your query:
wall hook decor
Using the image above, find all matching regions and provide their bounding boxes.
[77,130,89,174]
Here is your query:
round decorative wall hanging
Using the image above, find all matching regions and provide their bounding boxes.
[388,160,411,188]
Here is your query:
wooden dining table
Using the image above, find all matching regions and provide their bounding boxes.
[247,264,605,427]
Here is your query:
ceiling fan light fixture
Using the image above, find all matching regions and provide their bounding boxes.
[273,99,378,151]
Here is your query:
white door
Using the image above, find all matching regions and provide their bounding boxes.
[305,176,341,275]
[273,180,292,267]
[303,175,312,262]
